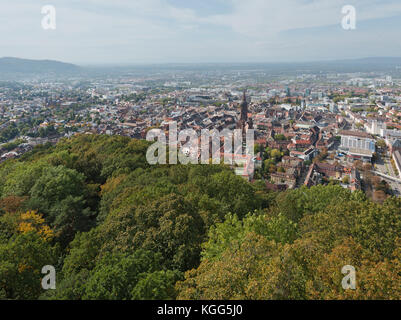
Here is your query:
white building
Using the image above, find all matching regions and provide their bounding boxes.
[365,120,386,136]
[339,130,376,162]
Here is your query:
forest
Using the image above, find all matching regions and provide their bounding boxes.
[0,134,400,300]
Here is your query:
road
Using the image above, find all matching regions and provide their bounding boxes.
[327,152,401,196]
[372,171,401,196]
[373,153,401,196]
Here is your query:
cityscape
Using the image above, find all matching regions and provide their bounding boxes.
[2,60,401,201]
[2,0,401,305]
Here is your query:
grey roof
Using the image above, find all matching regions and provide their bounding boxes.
[392,139,401,148]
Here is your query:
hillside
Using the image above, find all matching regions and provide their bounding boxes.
[0,134,400,300]
[0,57,80,74]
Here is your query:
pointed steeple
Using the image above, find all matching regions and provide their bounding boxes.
[240,90,248,121]
[237,89,253,131]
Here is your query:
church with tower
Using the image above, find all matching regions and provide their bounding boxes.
[236,91,253,132]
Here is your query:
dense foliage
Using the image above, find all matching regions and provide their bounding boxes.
[0,134,400,300]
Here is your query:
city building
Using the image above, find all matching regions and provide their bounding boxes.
[339,130,376,162]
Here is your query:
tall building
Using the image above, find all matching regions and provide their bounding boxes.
[365,120,386,135]
[237,91,253,131]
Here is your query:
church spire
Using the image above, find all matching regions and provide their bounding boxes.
[240,90,248,122]
[236,89,253,131]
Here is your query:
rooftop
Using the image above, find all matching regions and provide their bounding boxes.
[339,130,374,139]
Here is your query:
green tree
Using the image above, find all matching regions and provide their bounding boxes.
[27,165,93,245]
[0,232,57,299]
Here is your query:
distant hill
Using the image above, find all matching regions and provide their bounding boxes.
[0,57,80,74]
[0,56,400,78]
[98,57,401,74]
[323,57,401,67]
[348,57,401,64]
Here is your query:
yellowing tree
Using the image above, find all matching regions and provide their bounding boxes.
[17,210,54,241]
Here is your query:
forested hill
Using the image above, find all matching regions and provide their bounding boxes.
[0,57,80,74]
[0,134,400,300]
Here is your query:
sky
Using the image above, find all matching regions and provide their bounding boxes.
[1,0,401,65]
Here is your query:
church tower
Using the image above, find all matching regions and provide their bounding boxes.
[240,91,248,122]
[237,90,253,131]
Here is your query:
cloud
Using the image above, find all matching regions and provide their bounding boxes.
[0,0,400,63]
[202,0,401,38]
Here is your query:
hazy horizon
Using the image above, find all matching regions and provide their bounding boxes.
[2,56,401,68]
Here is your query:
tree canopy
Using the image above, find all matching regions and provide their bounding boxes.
[0,134,400,300]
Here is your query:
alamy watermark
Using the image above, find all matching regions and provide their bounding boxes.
[39,5,355,32]
[41,5,56,30]
[342,265,356,290]
[342,5,356,30]
[41,265,56,290]
[146,122,255,168]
